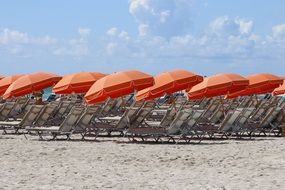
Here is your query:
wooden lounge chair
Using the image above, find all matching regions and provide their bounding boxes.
[97,98,119,117]
[9,97,30,119]
[0,105,44,134]
[241,106,283,137]
[126,109,194,143]
[26,106,85,140]
[32,104,59,126]
[44,100,75,125]
[73,105,102,139]
[93,102,153,136]
[192,107,255,139]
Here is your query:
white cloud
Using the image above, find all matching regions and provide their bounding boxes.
[0,28,29,44]
[129,0,194,38]
[2,7,285,77]
[209,16,253,36]
[30,35,57,45]
[0,28,57,46]
[138,24,149,37]
[53,27,91,57]
[272,24,285,39]
[78,27,91,37]
[107,27,118,36]
[238,19,253,35]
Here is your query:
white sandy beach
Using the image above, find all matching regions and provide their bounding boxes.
[0,135,284,190]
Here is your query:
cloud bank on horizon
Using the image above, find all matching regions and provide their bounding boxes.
[0,0,285,76]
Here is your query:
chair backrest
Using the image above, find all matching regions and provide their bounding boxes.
[130,107,153,128]
[114,97,124,109]
[167,109,193,134]
[0,102,15,120]
[65,101,76,115]
[160,104,179,127]
[184,109,204,128]
[11,98,29,115]
[219,108,244,131]
[59,107,85,132]
[55,101,72,117]
[237,97,250,108]
[115,107,141,129]
[50,101,61,106]
[250,100,268,121]
[34,104,58,126]
[202,100,220,118]
[236,107,255,126]
[260,107,282,128]
[73,106,101,132]
[99,98,117,116]
[20,105,44,126]
[209,107,224,124]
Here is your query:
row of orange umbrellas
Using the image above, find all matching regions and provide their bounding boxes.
[0,71,284,104]
[188,73,284,100]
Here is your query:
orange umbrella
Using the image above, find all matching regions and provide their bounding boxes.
[3,72,62,99]
[272,79,285,95]
[227,73,283,98]
[53,72,106,94]
[136,70,203,101]
[85,70,154,104]
[0,74,24,96]
[188,73,249,100]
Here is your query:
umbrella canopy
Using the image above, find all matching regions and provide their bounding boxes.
[227,73,283,98]
[85,70,154,104]
[3,72,62,99]
[273,79,285,95]
[0,74,24,96]
[53,72,106,94]
[136,70,203,101]
[188,73,249,100]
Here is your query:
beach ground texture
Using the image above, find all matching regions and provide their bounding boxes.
[0,135,284,190]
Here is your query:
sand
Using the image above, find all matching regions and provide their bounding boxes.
[0,135,284,190]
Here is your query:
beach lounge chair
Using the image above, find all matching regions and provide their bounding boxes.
[98,98,119,117]
[152,101,184,127]
[26,106,85,140]
[241,106,283,137]
[93,101,153,136]
[192,107,255,139]
[0,105,44,134]
[126,108,194,143]
[44,100,75,125]
[73,105,102,139]
[9,97,30,119]
[33,104,59,126]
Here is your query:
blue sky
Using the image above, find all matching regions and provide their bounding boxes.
[1,0,285,76]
